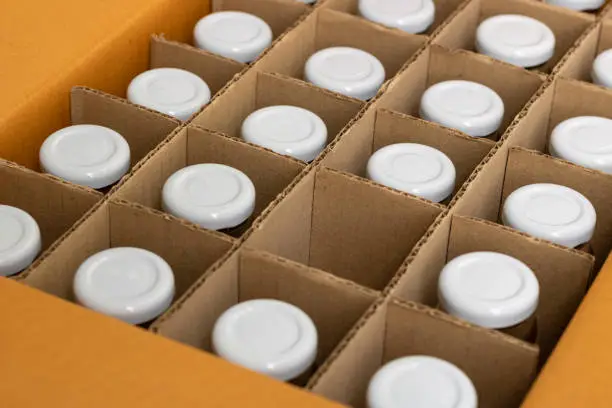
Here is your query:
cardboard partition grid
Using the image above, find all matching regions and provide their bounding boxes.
[244,166,444,290]
[20,199,235,307]
[555,19,612,84]
[310,298,539,408]
[320,107,495,204]
[114,125,306,235]
[320,0,469,35]
[370,44,545,142]
[0,159,101,257]
[191,69,364,157]
[433,0,594,73]
[153,246,378,384]
[253,7,427,85]
[388,213,593,359]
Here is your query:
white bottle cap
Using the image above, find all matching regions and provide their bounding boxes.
[73,247,175,325]
[366,143,456,203]
[545,0,605,10]
[212,299,318,381]
[162,164,256,231]
[476,14,556,68]
[549,116,612,174]
[420,80,505,137]
[592,49,612,89]
[358,0,435,34]
[194,11,273,63]
[0,205,42,277]
[39,124,131,189]
[367,355,478,408]
[241,105,328,162]
[502,183,596,248]
[127,68,211,121]
[305,47,386,100]
[439,252,539,329]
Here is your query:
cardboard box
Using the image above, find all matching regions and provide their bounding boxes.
[3,0,612,406]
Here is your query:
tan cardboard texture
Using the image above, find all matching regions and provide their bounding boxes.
[245,166,443,290]
[433,0,594,73]
[115,125,305,233]
[254,8,427,84]
[0,278,344,408]
[310,299,539,408]
[553,20,604,82]
[153,247,378,385]
[0,159,101,257]
[192,70,364,156]
[21,199,234,304]
[320,0,469,35]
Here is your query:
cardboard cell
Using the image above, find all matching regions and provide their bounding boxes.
[433,0,594,73]
[20,199,234,305]
[245,166,443,290]
[191,70,364,157]
[153,247,378,383]
[310,299,539,408]
[322,108,495,203]
[114,126,305,235]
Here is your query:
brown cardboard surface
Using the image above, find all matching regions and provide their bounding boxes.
[0,277,344,408]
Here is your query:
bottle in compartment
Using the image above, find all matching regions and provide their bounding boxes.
[212,299,318,383]
[241,105,328,162]
[367,355,478,408]
[592,50,612,88]
[193,11,273,63]
[366,143,456,203]
[438,251,540,342]
[39,124,131,190]
[358,0,435,34]
[73,247,175,325]
[419,80,505,138]
[304,46,386,101]
[475,14,555,69]
[0,205,42,276]
[545,0,605,10]
[503,183,596,253]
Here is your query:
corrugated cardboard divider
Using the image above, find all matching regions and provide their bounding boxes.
[245,166,444,290]
[321,107,495,202]
[320,0,469,35]
[433,0,594,73]
[20,199,235,304]
[192,70,364,156]
[310,298,539,408]
[373,45,545,142]
[0,159,101,256]
[71,87,181,168]
[114,125,306,235]
[152,246,379,385]
[254,8,427,83]
[150,35,245,98]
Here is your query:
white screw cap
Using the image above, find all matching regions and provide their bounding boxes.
[40,124,131,189]
[358,0,436,34]
[366,143,456,203]
[212,299,318,381]
[502,183,596,248]
[592,49,612,89]
[73,247,175,325]
[420,80,505,137]
[0,205,42,277]
[241,105,328,162]
[439,252,539,329]
[194,11,273,63]
[305,46,386,100]
[476,14,556,68]
[127,68,211,121]
[545,0,605,10]
[162,164,256,231]
[296,0,316,3]
[550,116,612,174]
[367,356,478,408]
